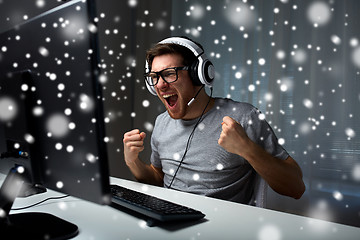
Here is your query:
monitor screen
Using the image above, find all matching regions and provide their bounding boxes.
[0,0,110,238]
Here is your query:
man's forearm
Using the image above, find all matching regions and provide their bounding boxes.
[241,140,305,199]
[126,158,163,186]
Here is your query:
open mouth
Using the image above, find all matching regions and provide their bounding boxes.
[163,93,178,107]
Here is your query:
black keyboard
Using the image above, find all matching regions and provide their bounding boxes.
[110,184,205,224]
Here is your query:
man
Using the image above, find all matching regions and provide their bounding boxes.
[123,36,305,205]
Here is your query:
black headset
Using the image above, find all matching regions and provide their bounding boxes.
[145,37,215,95]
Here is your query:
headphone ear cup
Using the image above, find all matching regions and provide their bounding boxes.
[145,77,157,95]
[202,60,215,85]
[145,60,157,95]
[189,60,203,86]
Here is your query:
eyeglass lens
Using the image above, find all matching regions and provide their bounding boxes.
[148,68,178,86]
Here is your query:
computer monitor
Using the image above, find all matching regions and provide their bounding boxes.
[0,0,110,238]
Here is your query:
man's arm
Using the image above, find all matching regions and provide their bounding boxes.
[218,116,305,199]
[123,129,164,186]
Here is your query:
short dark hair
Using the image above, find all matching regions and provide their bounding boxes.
[146,37,203,72]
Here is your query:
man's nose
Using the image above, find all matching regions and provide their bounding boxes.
[156,75,169,89]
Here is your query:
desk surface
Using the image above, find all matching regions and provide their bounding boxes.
[5,175,360,240]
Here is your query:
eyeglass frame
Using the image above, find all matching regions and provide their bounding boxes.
[144,66,189,86]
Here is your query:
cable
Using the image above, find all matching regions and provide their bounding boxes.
[168,87,213,189]
[11,195,70,211]
[187,85,204,106]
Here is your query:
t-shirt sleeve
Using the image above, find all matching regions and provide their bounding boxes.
[242,107,289,161]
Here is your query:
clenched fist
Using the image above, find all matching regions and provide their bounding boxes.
[218,116,251,157]
[123,129,146,164]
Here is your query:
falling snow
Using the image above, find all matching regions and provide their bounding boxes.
[0,97,18,121]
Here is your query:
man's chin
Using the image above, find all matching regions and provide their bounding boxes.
[165,105,185,119]
[166,109,182,119]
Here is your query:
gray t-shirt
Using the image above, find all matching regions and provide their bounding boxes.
[150,98,289,204]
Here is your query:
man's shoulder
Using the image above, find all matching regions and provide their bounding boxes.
[215,98,256,113]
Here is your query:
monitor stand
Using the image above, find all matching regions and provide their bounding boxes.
[0,166,79,239]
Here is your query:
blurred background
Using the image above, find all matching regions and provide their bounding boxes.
[0,0,359,228]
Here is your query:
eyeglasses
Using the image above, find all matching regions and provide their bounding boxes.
[144,66,189,86]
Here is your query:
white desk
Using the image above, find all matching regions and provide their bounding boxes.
[5,175,360,240]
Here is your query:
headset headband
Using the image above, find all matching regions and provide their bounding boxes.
[159,37,204,58]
